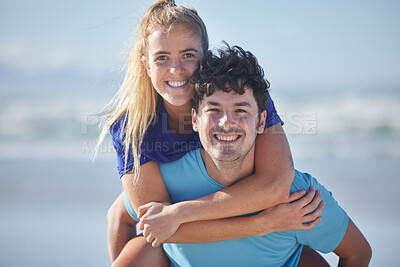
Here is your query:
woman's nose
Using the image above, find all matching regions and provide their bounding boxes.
[170,58,184,75]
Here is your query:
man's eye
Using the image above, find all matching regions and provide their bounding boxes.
[207,108,219,112]
[183,53,195,59]
[236,109,247,113]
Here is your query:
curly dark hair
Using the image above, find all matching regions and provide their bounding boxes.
[191,43,270,117]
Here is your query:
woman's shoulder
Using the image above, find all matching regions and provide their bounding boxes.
[110,114,127,141]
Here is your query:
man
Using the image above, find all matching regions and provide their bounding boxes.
[123,45,372,266]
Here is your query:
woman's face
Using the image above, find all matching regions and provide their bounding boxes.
[144,24,204,107]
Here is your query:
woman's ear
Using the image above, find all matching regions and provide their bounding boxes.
[141,55,151,77]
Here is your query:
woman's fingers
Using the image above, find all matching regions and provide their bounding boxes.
[303,201,325,223]
[146,232,155,244]
[287,190,306,203]
[138,220,144,231]
[143,224,162,246]
[301,216,323,230]
[286,186,325,232]
[138,202,152,219]
[302,190,321,214]
[293,186,315,208]
[152,238,161,248]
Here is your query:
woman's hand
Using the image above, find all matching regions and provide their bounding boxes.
[255,186,325,235]
[137,202,181,247]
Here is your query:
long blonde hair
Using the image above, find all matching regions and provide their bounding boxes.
[96,0,209,182]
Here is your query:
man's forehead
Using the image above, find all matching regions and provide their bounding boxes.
[204,100,252,108]
[201,89,256,107]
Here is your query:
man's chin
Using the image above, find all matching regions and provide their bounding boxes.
[212,152,241,163]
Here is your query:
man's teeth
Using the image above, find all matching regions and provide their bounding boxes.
[168,81,187,87]
[216,135,239,141]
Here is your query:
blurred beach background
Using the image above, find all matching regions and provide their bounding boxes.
[1,0,399,266]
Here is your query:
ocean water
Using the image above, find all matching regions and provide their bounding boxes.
[0,88,399,266]
[0,88,399,161]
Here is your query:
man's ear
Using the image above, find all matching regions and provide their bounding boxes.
[257,110,267,134]
[141,55,151,77]
[192,108,199,132]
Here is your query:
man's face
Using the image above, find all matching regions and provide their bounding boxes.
[192,88,266,163]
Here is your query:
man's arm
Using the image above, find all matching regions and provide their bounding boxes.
[333,218,372,266]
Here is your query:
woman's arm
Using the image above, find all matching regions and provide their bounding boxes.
[121,161,171,214]
[180,123,294,219]
[164,187,324,244]
[129,124,292,214]
[138,189,323,246]
[138,124,294,236]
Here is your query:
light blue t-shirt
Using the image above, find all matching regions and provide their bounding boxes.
[123,149,348,267]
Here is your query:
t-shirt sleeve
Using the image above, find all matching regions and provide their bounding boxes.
[295,176,349,253]
[265,93,283,129]
[110,117,152,178]
[123,191,139,222]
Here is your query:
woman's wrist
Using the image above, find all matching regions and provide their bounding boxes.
[172,201,200,224]
[252,211,273,236]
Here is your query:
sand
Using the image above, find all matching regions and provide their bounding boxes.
[0,157,398,266]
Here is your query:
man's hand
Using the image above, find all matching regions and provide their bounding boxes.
[255,186,325,235]
[137,202,181,248]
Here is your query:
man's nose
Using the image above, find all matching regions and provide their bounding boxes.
[218,113,236,129]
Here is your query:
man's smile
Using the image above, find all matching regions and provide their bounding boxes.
[213,134,241,143]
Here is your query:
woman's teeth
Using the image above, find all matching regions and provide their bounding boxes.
[168,81,187,88]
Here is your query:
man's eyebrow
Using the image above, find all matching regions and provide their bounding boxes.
[204,101,252,108]
[204,101,221,106]
[234,102,252,108]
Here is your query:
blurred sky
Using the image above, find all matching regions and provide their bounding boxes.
[1,0,399,96]
[0,3,399,265]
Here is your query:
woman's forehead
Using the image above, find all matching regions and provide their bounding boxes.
[148,24,201,46]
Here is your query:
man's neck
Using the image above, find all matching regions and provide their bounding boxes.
[200,148,255,187]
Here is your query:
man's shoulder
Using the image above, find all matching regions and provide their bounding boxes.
[159,149,202,170]
[291,170,314,192]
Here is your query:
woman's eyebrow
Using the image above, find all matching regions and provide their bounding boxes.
[152,48,198,56]
[152,50,170,56]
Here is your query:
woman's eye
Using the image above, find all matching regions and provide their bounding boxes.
[156,55,168,61]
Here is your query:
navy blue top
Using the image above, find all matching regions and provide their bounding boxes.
[111,94,283,177]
